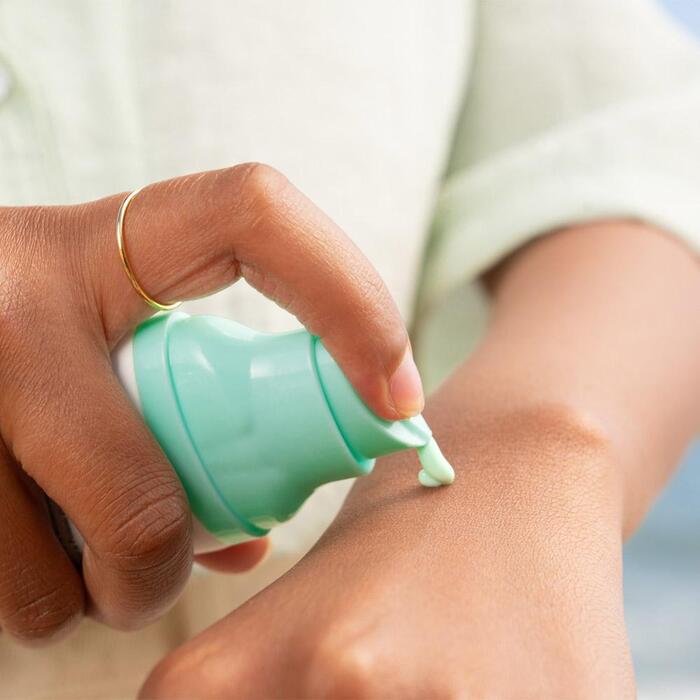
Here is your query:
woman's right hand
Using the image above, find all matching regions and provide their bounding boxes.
[0,164,423,643]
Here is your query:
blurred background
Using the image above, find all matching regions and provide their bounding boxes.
[623,6,700,678]
[613,3,700,698]
[626,440,700,699]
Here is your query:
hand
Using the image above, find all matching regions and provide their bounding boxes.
[0,164,423,643]
[141,221,700,699]
[141,404,636,699]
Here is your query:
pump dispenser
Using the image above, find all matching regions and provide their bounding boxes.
[113,311,453,553]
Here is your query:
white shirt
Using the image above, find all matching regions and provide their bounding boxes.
[0,0,699,602]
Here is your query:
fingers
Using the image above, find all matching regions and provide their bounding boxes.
[194,538,270,574]
[0,442,84,644]
[84,164,423,420]
[0,163,422,643]
[5,337,192,630]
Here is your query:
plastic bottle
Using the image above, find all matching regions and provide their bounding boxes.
[112,311,452,553]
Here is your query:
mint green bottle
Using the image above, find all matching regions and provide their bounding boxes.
[113,311,451,553]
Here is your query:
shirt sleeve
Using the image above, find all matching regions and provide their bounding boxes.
[415,0,700,388]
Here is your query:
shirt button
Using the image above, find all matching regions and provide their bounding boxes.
[0,63,13,103]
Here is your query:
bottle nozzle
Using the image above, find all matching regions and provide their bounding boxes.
[313,341,432,459]
[314,340,454,487]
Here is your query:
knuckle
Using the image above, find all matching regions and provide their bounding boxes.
[228,162,292,227]
[0,251,38,338]
[0,209,70,389]
[0,206,62,271]
[99,471,192,572]
[236,162,289,204]
[141,652,190,699]
[4,578,82,645]
[305,633,384,699]
[141,647,244,700]
[0,275,35,365]
[87,471,192,629]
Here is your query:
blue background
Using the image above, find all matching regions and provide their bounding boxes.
[624,7,700,693]
[625,443,700,697]
[623,4,699,697]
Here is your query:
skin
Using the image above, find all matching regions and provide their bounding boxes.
[0,164,424,644]
[141,221,700,699]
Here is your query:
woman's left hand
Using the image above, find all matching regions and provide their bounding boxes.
[141,220,700,700]
[140,401,635,700]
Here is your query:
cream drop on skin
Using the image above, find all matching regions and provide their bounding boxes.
[417,437,455,487]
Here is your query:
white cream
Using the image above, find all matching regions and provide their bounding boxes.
[417,437,455,487]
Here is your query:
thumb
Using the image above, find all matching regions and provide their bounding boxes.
[82,164,424,420]
[194,538,270,574]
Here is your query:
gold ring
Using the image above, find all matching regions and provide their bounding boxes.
[116,186,182,312]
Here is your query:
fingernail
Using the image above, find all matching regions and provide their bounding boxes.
[389,346,425,418]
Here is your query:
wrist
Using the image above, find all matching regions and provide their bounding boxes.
[318,397,633,696]
[345,395,624,540]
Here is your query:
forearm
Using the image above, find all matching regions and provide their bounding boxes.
[342,221,700,535]
[473,220,700,533]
